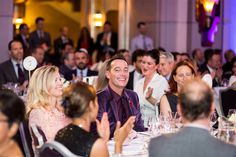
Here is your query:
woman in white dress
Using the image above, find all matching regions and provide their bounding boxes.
[134,50,169,127]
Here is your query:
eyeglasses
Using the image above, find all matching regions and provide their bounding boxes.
[176,73,193,78]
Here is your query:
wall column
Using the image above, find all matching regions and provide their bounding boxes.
[222,0,236,52]
[0,0,13,62]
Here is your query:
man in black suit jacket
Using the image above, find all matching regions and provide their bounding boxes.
[54,26,74,66]
[29,17,51,52]
[0,40,28,88]
[199,49,222,87]
[59,52,76,81]
[126,49,145,90]
[96,21,118,61]
[14,24,30,55]
[74,48,98,79]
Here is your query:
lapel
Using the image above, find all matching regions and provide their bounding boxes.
[123,90,135,115]
[104,87,119,121]
[8,60,18,82]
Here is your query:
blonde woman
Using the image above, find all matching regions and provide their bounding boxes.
[26,65,71,143]
[96,60,109,91]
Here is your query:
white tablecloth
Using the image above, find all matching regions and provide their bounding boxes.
[108,132,150,157]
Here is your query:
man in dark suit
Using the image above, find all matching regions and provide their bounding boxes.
[199,49,222,87]
[74,48,98,79]
[29,17,51,56]
[59,52,76,81]
[14,23,30,55]
[54,26,74,66]
[96,55,145,138]
[96,21,118,61]
[149,79,236,157]
[126,49,145,90]
[0,40,28,88]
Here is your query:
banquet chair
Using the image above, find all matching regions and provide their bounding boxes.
[37,141,82,157]
[219,86,236,117]
[30,124,47,148]
[18,121,34,157]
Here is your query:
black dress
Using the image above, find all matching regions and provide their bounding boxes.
[166,93,178,113]
[55,124,99,157]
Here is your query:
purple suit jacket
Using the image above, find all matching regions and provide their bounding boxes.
[95,86,145,138]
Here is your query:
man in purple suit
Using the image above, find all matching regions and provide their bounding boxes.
[96,54,145,138]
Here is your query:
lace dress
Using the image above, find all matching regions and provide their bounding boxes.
[29,107,71,142]
[55,124,99,157]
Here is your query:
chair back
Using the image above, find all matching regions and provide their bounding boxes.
[30,124,47,148]
[18,121,34,157]
[38,141,82,157]
[219,87,236,117]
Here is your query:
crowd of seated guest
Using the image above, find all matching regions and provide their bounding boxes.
[1,15,236,157]
[55,81,135,157]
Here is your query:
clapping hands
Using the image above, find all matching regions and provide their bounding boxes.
[96,112,110,142]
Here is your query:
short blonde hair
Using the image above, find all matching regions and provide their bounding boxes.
[26,65,59,114]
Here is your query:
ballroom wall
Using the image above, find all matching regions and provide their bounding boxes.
[0,0,13,62]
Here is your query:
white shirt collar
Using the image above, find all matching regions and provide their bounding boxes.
[207,65,215,73]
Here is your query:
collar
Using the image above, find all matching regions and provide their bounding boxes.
[184,123,210,131]
[11,59,22,65]
[108,85,125,102]
[207,65,215,73]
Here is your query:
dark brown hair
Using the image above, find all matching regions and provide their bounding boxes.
[168,59,196,93]
[62,82,96,118]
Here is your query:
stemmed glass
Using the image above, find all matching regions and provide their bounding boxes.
[174,112,183,129]
[228,109,236,118]
[210,112,218,127]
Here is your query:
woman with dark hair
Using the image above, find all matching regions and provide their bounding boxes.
[0,89,25,157]
[229,57,236,86]
[160,60,196,116]
[76,27,95,57]
[55,82,135,157]
[134,49,169,127]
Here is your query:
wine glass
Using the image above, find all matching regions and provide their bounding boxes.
[228,109,236,118]
[174,112,183,129]
[210,112,218,127]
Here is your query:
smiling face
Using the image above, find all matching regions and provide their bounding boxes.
[9,41,24,61]
[174,65,194,89]
[48,71,63,98]
[141,56,158,77]
[106,59,129,90]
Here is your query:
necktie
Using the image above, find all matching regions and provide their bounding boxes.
[39,31,44,39]
[80,70,83,80]
[143,36,148,50]
[16,64,25,84]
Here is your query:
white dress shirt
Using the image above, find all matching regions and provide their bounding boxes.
[133,70,143,88]
[131,34,154,53]
[76,68,88,77]
[11,59,24,78]
[134,73,169,127]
